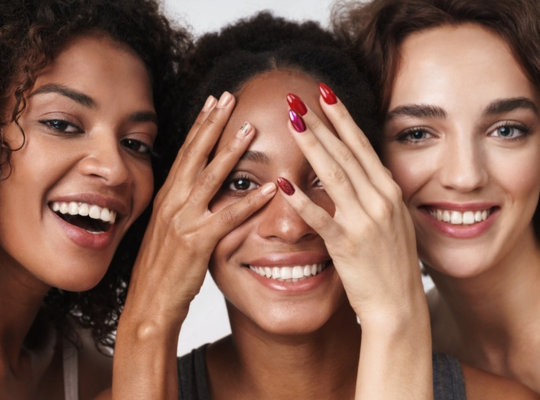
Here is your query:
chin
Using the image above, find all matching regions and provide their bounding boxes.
[36,259,111,292]
[422,251,495,280]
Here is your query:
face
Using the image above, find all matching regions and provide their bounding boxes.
[382,24,540,278]
[209,71,348,336]
[0,35,156,291]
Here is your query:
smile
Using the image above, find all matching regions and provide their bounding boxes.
[428,208,492,225]
[248,262,329,282]
[50,201,117,234]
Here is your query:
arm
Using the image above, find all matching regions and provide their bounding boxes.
[111,93,276,400]
[281,86,432,400]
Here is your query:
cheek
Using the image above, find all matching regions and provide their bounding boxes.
[133,164,154,215]
[383,150,431,202]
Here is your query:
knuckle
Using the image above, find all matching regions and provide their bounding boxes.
[220,209,238,226]
[308,117,323,133]
[335,145,354,164]
[327,165,348,185]
[181,146,197,161]
[198,169,216,185]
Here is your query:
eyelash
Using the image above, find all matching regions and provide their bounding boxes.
[223,173,260,193]
[40,119,157,158]
[395,126,433,144]
[489,122,531,141]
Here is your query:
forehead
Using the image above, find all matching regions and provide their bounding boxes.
[217,70,328,152]
[389,23,538,112]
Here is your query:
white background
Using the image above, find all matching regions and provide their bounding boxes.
[160,0,434,356]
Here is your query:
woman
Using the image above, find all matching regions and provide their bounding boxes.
[116,12,536,400]
[0,0,189,398]
[333,0,540,394]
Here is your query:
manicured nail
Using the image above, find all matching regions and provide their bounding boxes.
[261,182,277,195]
[288,110,306,133]
[217,91,233,108]
[277,177,295,196]
[202,95,217,112]
[237,122,251,138]
[319,83,337,105]
[286,93,307,116]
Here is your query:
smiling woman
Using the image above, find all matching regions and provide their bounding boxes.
[0,0,189,399]
[333,0,540,395]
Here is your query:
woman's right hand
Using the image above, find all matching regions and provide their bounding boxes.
[112,92,276,400]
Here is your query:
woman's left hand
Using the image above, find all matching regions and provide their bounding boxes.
[280,86,432,399]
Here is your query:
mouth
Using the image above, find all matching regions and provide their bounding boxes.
[247,261,331,282]
[427,207,496,225]
[50,201,117,234]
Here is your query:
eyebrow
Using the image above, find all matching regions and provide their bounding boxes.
[129,111,158,126]
[240,150,270,164]
[29,83,96,108]
[483,97,539,116]
[386,104,447,121]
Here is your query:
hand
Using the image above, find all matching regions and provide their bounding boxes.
[281,87,424,327]
[124,91,277,330]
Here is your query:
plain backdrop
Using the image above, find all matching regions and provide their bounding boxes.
[160,0,435,356]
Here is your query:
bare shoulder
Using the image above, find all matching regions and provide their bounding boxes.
[462,363,540,400]
[77,328,113,400]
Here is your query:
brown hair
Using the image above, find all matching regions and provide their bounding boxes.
[332,0,540,236]
[332,0,540,118]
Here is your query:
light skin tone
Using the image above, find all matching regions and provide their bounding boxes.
[114,67,433,399]
[0,34,157,400]
[382,23,540,394]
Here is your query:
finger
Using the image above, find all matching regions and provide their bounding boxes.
[162,92,235,196]
[186,122,257,208]
[317,85,396,196]
[208,182,277,238]
[274,177,341,242]
[287,109,375,213]
[181,95,218,151]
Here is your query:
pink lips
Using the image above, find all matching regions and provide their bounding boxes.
[420,202,499,239]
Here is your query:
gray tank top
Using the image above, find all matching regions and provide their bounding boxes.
[177,344,466,400]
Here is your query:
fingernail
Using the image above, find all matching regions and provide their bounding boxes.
[286,93,307,116]
[288,110,306,133]
[261,182,277,196]
[277,177,295,196]
[237,122,251,138]
[319,83,337,105]
[202,95,217,112]
[217,91,233,108]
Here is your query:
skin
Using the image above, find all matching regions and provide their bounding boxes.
[382,24,540,393]
[114,69,433,400]
[0,35,156,399]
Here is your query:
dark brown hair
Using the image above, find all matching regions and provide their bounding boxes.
[332,0,540,237]
[0,0,191,350]
[332,0,540,118]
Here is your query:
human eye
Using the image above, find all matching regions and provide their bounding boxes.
[224,173,260,193]
[488,122,530,141]
[39,119,82,134]
[395,127,434,144]
[120,138,153,156]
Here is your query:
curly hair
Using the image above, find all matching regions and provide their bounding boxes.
[331,0,540,235]
[185,12,379,148]
[0,0,191,350]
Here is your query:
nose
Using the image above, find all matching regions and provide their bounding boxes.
[438,132,488,192]
[77,132,131,187]
[257,189,317,244]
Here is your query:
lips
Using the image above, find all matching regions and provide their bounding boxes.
[248,261,329,282]
[50,201,117,233]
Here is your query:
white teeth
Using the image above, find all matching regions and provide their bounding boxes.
[431,208,491,225]
[50,201,117,224]
[249,262,329,282]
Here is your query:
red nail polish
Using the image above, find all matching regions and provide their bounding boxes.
[277,177,295,196]
[288,110,306,133]
[319,83,337,105]
[286,93,307,116]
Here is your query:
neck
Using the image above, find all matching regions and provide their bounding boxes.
[0,249,53,369]
[429,227,540,386]
[207,300,360,400]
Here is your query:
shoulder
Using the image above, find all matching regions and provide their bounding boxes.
[461,363,540,400]
[77,329,113,400]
